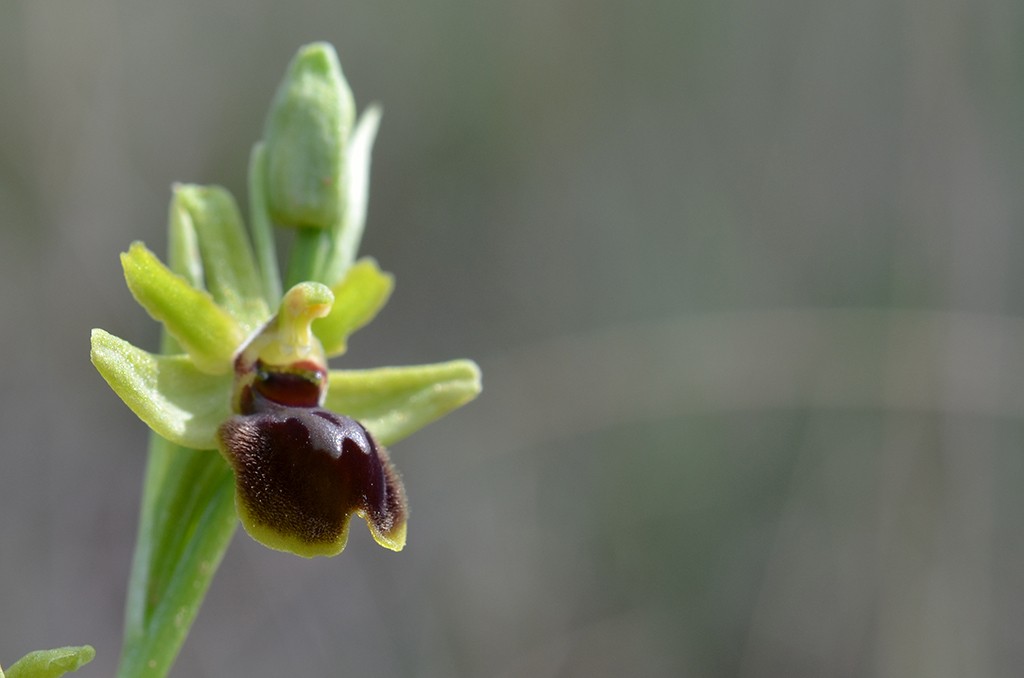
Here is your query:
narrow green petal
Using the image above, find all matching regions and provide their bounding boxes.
[121,242,243,374]
[6,646,95,678]
[90,329,230,449]
[313,257,393,358]
[170,184,270,328]
[325,360,482,446]
[320,105,382,286]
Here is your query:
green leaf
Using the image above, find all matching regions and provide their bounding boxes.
[118,437,236,678]
[121,242,243,374]
[6,646,94,678]
[90,329,230,449]
[170,184,270,329]
[321,105,382,286]
[313,257,393,357]
[325,360,482,446]
[263,42,354,231]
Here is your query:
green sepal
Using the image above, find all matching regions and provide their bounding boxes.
[325,360,482,446]
[263,42,354,231]
[170,184,270,329]
[5,646,95,678]
[313,257,393,358]
[247,143,283,305]
[320,105,382,286]
[121,242,243,375]
[90,329,230,450]
[166,193,204,290]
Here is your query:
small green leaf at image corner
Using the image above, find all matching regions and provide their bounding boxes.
[2,645,95,678]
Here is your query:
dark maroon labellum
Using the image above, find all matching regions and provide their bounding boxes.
[218,399,406,551]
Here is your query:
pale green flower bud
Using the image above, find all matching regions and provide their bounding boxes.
[263,42,355,230]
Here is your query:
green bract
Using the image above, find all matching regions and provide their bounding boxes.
[89,42,481,678]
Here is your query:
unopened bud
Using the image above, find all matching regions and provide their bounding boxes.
[263,42,355,230]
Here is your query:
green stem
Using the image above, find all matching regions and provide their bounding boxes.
[285,226,329,288]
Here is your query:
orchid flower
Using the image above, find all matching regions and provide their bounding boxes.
[88,43,481,677]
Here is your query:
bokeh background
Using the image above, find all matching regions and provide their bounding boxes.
[3,1,1024,676]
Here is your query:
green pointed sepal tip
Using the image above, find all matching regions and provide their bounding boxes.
[325,359,482,447]
[3,645,95,678]
[121,241,243,375]
[313,257,393,357]
[90,328,230,450]
[263,41,355,231]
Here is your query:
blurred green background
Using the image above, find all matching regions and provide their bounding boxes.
[3,1,1024,676]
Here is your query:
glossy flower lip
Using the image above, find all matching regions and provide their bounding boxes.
[91,184,481,557]
[219,401,408,557]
